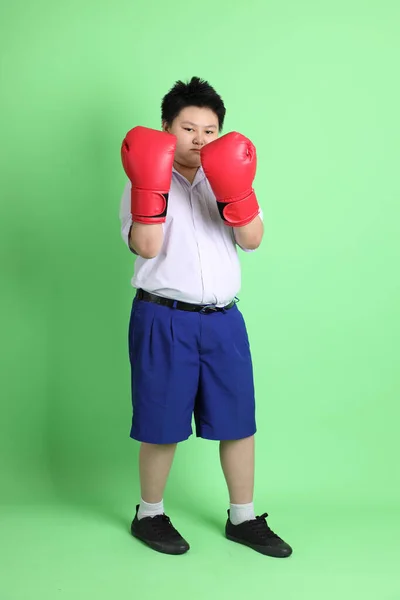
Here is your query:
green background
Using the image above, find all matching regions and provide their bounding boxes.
[1,0,399,598]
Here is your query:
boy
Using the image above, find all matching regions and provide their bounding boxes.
[119,77,292,558]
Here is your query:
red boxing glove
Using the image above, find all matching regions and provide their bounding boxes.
[121,126,176,224]
[201,132,260,227]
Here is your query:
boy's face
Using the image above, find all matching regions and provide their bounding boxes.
[163,106,219,169]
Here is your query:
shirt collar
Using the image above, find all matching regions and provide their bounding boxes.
[172,166,206,187]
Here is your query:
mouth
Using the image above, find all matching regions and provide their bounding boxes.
[191,149,201,152]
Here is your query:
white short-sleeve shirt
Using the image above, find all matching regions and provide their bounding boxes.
[119,166,262,307]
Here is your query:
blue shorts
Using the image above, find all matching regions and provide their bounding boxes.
[128,295,257,444]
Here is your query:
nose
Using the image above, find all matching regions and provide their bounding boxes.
[193,133,205,147]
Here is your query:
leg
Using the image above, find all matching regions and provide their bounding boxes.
[219,432,292,560]
[139,442,177,503]
[128,301,200,555]
[220,435,255,504]
[132,440,190,555]
[195,307,292,557]
[219,435,255,504]
[195,306,256,520]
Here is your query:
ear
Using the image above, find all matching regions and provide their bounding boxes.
[162,120,169,132]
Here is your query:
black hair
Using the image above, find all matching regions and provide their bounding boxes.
[161,76,226,131]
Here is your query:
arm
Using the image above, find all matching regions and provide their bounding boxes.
[120,126,176,259]
[129,222,164,258]
[201,132,262,248]
[119,181,164,259]
[234,215,264,250]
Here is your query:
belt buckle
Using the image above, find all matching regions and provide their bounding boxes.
[199,304,218,315]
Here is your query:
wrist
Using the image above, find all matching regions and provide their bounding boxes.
[130,189,169,224]
[217,190,259,227]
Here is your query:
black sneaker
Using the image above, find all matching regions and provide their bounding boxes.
[131,505,190,555]
[226,510,292,558]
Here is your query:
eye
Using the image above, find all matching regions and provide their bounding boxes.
[206,130,214,135]
[184,127,194,132]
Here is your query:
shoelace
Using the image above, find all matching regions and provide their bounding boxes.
[148,514,181,540]
[248,513,281,540]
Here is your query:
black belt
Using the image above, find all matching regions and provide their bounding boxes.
[136,289,236,314]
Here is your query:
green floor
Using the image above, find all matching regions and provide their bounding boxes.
[1,501,399,600]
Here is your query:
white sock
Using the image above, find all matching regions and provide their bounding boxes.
[137,498,164,520]
[229,502,256,525]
